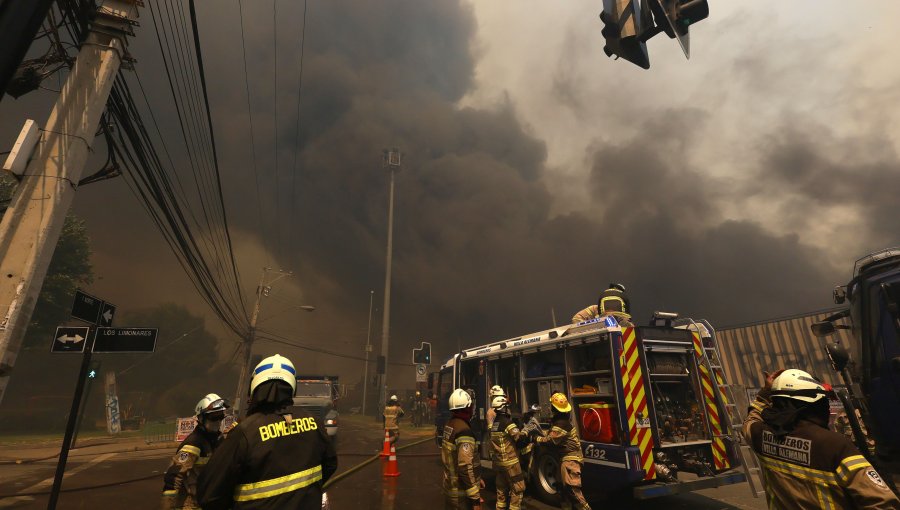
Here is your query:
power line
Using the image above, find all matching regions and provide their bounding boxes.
[257,329,414,367]
[289,0,309,257]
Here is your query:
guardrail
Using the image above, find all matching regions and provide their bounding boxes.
[143,420,175,444]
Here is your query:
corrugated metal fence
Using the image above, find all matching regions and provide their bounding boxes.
[715,308,852,389]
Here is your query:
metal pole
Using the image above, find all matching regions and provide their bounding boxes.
[362,290,373,416]
[0,0,140,406]
[551,307,558,328]
[234,268,268,416]
[47,329,96,509]
[379,157,398,412]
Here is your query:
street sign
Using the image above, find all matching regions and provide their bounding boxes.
[92,327,158,353]
[415,363,426,383]
[99,302,116,327]
[71,290,103,324]
[51,326,90,353]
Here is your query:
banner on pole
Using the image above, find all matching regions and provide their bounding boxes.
[175,417,197,442]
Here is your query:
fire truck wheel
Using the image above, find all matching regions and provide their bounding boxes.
[531,449,562,506]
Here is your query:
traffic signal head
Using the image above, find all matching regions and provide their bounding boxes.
[413,342,432,365]
[599,0,650,69]
[650,0,710,59]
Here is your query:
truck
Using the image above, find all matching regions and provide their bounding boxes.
[290,375,340,442]
[435,312,749,504]
[811,247,900,478]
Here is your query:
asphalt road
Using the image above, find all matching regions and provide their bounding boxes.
[0,417,767,509]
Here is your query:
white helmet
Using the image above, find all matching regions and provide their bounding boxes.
[489,385,505,398]
[250,354,297,396]
[389,395,399,403]
[491,395,508,411]
[448,388,473,411]
[771,369,826,403]
[195,393,229,416]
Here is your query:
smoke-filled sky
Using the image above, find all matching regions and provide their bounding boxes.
[2,0,900,389]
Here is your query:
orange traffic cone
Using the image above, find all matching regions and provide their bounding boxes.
[380,429,391,457]
[383,443,400,477]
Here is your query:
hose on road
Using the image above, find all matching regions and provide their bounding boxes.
[322,435,436,490]
[0,473,160,498]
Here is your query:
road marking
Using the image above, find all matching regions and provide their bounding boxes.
[0,452,117,507]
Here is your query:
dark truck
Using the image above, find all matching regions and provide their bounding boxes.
[812,247,900,479]
[290,375,339,442]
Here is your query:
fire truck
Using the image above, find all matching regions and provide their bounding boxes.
[812,247,900,478]
[435,312,749,503]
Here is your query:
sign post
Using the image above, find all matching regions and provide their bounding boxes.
[48,328,97,509]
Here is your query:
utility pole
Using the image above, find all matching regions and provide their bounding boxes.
[0,0,140,407]
[362,289,373,416]
[233,267,294,416]
[378,149,401,413]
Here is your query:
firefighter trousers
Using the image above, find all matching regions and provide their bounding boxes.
[387,429,400,445]
[495,463,525,510]
[560,460,590,510]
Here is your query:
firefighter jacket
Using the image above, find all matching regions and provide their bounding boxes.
[490,412,524,468]
[383,404,405,430]
[570,306,633,327]
[536,415,584,464]
[197,408,338,510]
[441,416,482,504]
[742,390,900,510]
[162,426,221,509]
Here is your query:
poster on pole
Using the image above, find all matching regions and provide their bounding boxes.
[104,372,121,434]
[175,417,197,442]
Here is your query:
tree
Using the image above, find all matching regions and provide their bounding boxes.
[0,175,94,349]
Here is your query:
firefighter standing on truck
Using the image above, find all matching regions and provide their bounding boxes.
[161,393,229,509]
[197,354,338,510]
[384,394,405,444]
[533,393,591,510]
[442,388,483,510]
[571,283,633,327]
[490,395,526,510]
[743,368,899,509]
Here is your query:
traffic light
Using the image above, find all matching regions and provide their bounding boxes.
[413,342,431,365]
[600,0,650,69]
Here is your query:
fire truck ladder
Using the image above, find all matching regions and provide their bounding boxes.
[685,318,767,498]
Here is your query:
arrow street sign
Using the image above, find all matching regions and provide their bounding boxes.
[51,326,91,353]
[99,302,116,327]
[92,327,158,353]
[71,290,103,324]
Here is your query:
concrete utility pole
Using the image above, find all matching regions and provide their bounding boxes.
[362,289,373,416]
[0,0,140,407]
[378,148,401,413]
[232,268,299,416]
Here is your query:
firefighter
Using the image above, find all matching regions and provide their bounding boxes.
[533,393,591,510]
[743,368,899,509]
[161,393,229,509]
[197,354,338,510]
[571,283,633,327]
[384,394,405,444]
[441,388,483,510]
[490,395,526,510]
[486,385,506,429]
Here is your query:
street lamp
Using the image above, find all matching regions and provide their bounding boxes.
[378,148,401,413]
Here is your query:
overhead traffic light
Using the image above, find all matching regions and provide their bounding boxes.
[600,0,650,69]
[649,0,709,59]
[413,342,431,365]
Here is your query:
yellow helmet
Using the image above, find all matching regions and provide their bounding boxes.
[550,392,571,413]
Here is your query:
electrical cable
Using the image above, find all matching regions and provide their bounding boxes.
[289,0,309,256]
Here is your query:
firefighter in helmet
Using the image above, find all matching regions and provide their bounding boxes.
[490,395,526,510]
[197,354,338,509]
[384,394,405,445]
[442,388,483,510]
[571,283,633,326]
[743,369,899,508]
[533,393,591,510]
[161,393,229,509]
[486,385,506,429]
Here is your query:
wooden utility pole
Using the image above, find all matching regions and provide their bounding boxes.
[0,0,140,407]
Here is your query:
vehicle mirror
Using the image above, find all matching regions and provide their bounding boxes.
[826,342,850,372]
[811,321,836,337]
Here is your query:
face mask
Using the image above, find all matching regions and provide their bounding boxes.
[205,417,224,431]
